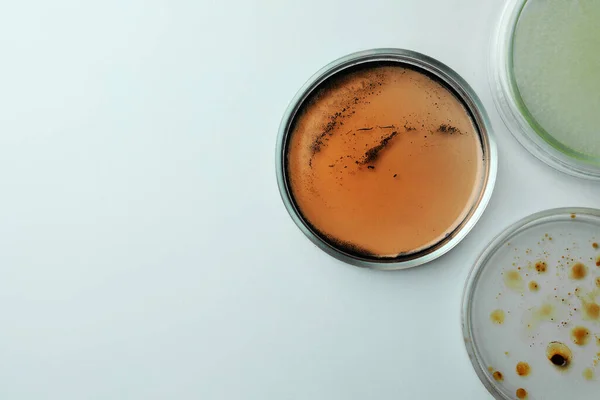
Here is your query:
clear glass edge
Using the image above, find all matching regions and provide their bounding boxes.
[488,0,600,180]
[461,206,600,399]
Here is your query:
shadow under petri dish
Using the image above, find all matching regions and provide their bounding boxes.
[285,63,484,258]
[512,0,600,162]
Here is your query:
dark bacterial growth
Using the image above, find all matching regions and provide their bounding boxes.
[286,64,483,258]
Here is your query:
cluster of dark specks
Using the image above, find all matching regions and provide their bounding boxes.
[314,119,461,174]
[485,234,600,397]
[309,112,345,159]
[438,124,461,134]
[361,131,399,165]
[404,123,416,131]
[307,75,387,164]
[304,70,465,171]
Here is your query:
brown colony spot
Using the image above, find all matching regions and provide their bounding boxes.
[570,262,587,280]
[535,260,547,273]
[492,371,504,381]
[504,270,524,291]
[584,302,600,320]
[547,342,572,369]
[592,242,598,250]
[528,281,539,291]
[571,326,591,346]
[286,63,484,258]
[490,309,505,324]
[551,354,566,366]
[516,362,531,377]
[516,388,528,399]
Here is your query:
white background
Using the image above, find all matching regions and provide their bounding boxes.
[1,1,599,399]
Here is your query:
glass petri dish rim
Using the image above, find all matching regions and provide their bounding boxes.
[489,0,600,180]
[461,207,600,399]
[275,48,498,270]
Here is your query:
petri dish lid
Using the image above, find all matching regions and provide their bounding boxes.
[276,49,498,270]
[489,0,600,179]
[463,208,600,399]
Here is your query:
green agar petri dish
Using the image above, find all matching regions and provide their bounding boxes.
[490,0,600,179]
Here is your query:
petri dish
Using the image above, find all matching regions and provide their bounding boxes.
[276,49,497,270]
[490,0,600,179]
[463,208,600,399]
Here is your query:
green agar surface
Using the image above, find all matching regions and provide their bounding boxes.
[512,0,600,162]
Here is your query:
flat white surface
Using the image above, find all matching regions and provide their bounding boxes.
[0,1,599,399]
